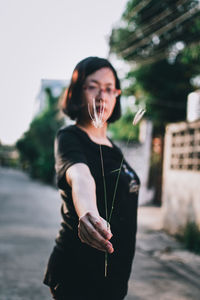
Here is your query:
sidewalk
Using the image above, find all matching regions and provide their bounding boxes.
[126,206,200,300]
[138,206,200,281]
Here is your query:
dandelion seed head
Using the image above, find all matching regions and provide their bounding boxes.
[132,108,146,126]
[88,98,106,128]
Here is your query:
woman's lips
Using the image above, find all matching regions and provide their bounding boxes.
[96,106,106,114]
[96,107,102,113]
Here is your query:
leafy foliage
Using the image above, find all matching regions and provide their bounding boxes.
[125,58,197,132]
[176,222,200,254]
[109,0,200,208]
[180,42,200,69]
[16,88,64,184]
[108,108,139,141]
[109,0,200,132]
[110,0,200,63]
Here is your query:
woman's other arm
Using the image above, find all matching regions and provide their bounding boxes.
[66,163,114,253]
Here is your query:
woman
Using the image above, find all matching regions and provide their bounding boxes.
[43,56,140,300]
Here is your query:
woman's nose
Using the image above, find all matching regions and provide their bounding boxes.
[97,88,106,100]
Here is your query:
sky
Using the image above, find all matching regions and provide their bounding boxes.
[0,0,128,145]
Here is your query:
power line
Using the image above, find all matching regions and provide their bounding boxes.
[121,3,200,56]
[125,33,200,64]
[123,0,188,47]
[125,0,152,20]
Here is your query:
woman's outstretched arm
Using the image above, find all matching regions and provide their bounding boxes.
[66,163,114,254]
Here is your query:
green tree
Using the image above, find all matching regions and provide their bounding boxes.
[109,108,139,141]
[109,0,200,131]
[110,0,200,64]
[109,0,200,204]
[16,88,64,184]
[125,58,197,133]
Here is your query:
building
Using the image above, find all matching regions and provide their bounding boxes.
[162,91,200,234]
[34,79,68,116]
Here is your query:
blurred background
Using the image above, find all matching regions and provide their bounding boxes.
[1,0,200,299]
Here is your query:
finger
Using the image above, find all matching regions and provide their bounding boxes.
[100,218,112,236]
[79,213,114,252]
[88,214,112,240]
[81,220,114,253]
[81,220,106,245]
[79,224,108,252]
[82,231,107,252]
[78,225,90,245]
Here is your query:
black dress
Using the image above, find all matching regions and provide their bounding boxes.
[43,125,140,300]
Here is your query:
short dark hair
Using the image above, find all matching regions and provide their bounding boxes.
[62,56,121,123]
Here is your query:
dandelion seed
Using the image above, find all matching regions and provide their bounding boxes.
[132,108,146,126]
[88,98,105,128]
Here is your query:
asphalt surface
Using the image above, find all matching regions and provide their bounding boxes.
[0,167,200,300]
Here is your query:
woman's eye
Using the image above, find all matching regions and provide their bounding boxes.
[88,85,97,90]
[106,87,112,94]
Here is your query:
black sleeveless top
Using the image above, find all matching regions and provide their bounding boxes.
[43,125,140,299]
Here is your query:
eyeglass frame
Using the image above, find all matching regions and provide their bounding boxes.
[83,84,121,98]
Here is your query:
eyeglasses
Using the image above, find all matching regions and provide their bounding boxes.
[83,84,121,98]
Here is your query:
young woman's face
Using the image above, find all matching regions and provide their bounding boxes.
[81,67,120,125]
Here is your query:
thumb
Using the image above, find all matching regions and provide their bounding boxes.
[100,217,112,238]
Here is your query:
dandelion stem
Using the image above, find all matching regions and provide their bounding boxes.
[99,144,108,277]
[90,100,145,277]
[105,252,108,277]
[99,145,108,223]
[108,108,145,223]
[108,134,132,224]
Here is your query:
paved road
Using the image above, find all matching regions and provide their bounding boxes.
[0,167,200,300]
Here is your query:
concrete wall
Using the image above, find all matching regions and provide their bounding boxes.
[162,120,200,234]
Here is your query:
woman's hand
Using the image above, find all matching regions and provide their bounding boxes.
[66,164,113,253]
[78,211,114,253]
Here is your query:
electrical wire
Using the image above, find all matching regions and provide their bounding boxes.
[121,3,200,56]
